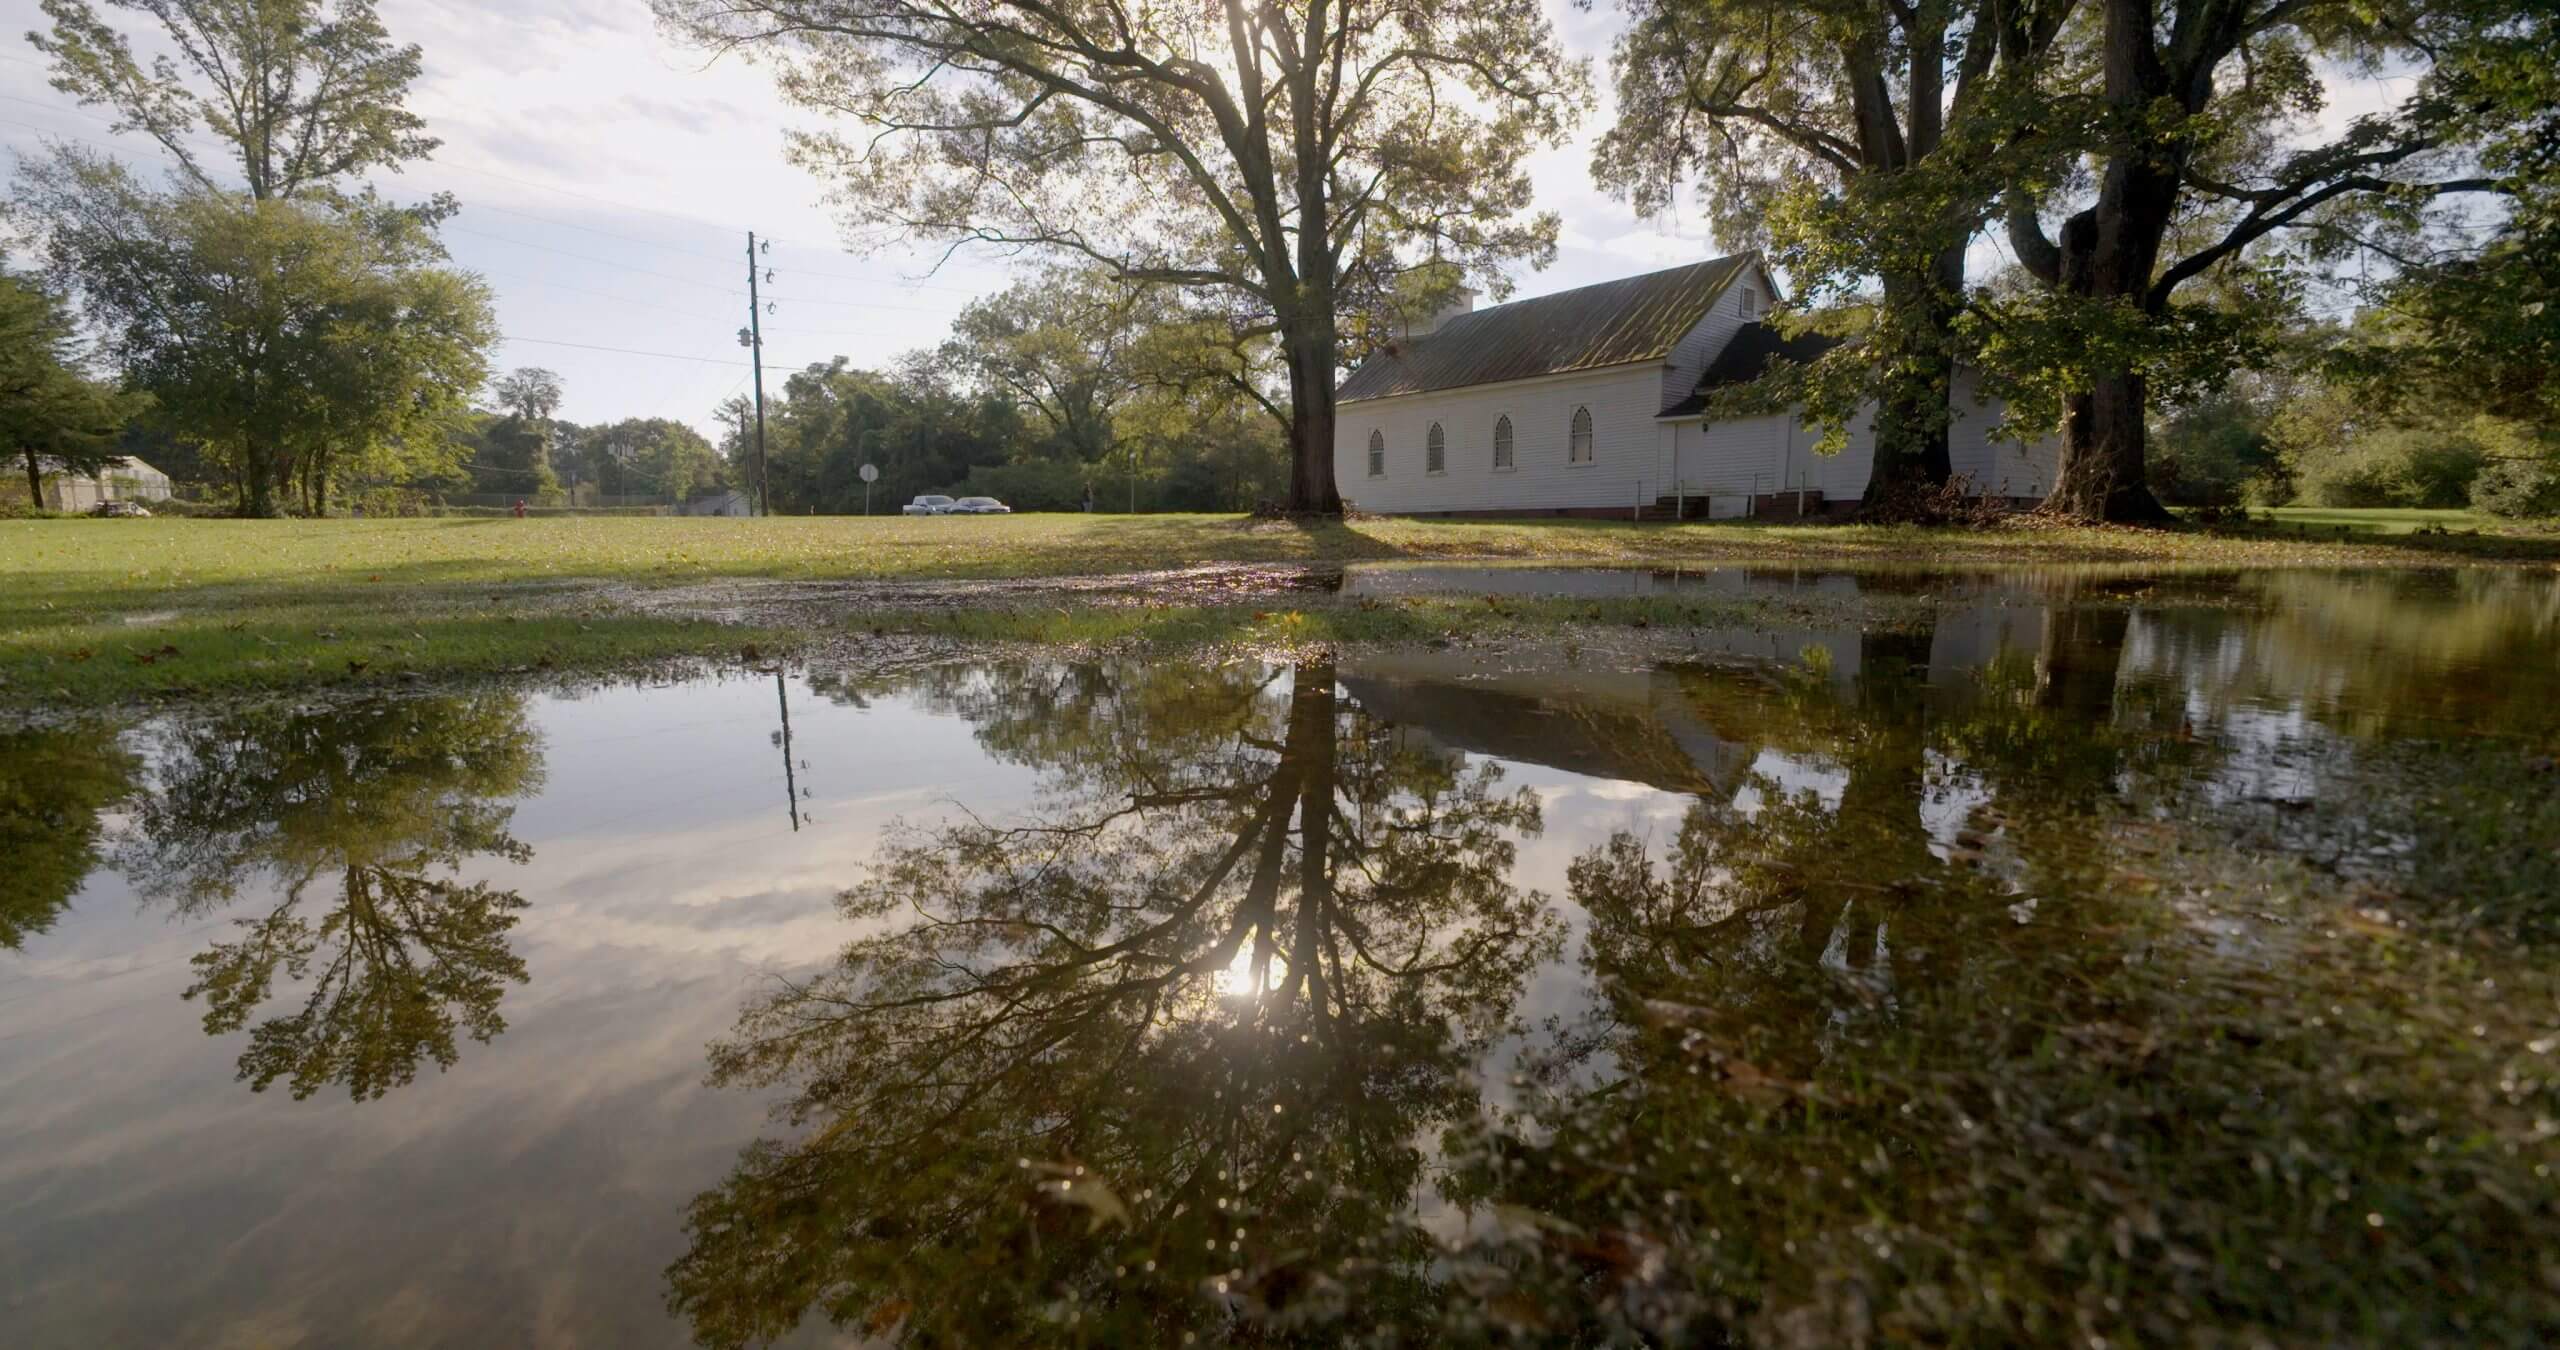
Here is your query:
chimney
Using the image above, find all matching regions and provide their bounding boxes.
[1400,285,1476,340]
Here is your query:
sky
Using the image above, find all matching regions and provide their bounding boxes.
[0,0,1717,439]
[0,1,2411,439]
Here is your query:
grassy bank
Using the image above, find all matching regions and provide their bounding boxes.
[7,512,2553,709]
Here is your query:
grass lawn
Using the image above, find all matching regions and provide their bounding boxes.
[7,511,2555,710]
[2257,505,2505,535]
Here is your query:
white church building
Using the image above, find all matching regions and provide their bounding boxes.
[1333,253,2058,518]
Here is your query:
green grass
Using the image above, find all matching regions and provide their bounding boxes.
[2256,505,2517,535]
[7,512,2554,709]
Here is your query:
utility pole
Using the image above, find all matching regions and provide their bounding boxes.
[744,233,771,517]
[774,668,800,832]
[736,405,751,512]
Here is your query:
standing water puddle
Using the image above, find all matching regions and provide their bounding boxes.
[4,566,2559,1345]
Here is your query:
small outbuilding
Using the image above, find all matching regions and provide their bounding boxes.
[28,456,172,512]
[676,489,752,518]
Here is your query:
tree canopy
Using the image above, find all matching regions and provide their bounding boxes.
[32,0,436,203]
[1596,0,2074,500]
[652,0,1587,513]
[20,0,487,516]
[0,261,137,506]
[1978,0,2520,520]
[18,155,495,515]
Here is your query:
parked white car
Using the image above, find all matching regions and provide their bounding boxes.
[902,494,956,516]
[948,497,1013,515]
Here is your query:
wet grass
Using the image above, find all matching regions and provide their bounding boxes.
[863,591,1929,648]
[4,573,799,710]
[7,511,2553,709]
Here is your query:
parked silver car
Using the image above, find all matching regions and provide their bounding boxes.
[948,496,1013,515]
[902,494,956,516]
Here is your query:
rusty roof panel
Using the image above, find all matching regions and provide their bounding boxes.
[1336,254,1752,404]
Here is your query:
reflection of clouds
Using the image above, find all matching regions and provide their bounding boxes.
[0,675,1045,1344]
[1746,749,1850,809]
[499,785,985,969]
[1483,766,1697,1122]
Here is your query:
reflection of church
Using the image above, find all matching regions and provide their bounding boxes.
[1341,658,1754,797]
[1336,570,2065,800]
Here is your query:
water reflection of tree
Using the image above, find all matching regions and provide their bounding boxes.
[0,729,139,950]
[671,659,1557,1348]
[118,696,544,1100]
[1410,601,2560,1344]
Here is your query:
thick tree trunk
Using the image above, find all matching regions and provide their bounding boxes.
[2047,375,2171,523]
[244,446,276,518]
[21,450,41,509]
[2037,0,2191,525]
[1283,315,1344,515]
[1861,251,1963,511]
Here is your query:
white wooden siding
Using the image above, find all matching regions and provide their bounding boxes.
[1337,363,1675,514]
[1664,373,2062,508]
[1336,275,2063,513]
[1948,366,2060,497]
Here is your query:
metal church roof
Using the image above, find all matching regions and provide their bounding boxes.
[1336,254,1755,404]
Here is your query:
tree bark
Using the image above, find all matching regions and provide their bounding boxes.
[1283,311,1344,514]
[21,449,42,509]
[1863,249,1964,506]
[2047,374,2172,522]
[244,444,276,517]
[2031,0,2196,525]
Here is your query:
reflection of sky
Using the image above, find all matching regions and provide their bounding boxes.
[6,566,2558,1345]
[0,667,1719,1347]
[0,671,1047,1348]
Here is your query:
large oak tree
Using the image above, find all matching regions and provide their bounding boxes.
[651,0,1586,513]
[1596,0,2073,505]
[1988,0,2511,521]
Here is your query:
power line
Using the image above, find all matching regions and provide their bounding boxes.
[498,335,761,366]
[758,289,961,315]
[469,265,739,321]
[442,223,744,295]
[457,199,751,265]
[493,335,834,372]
